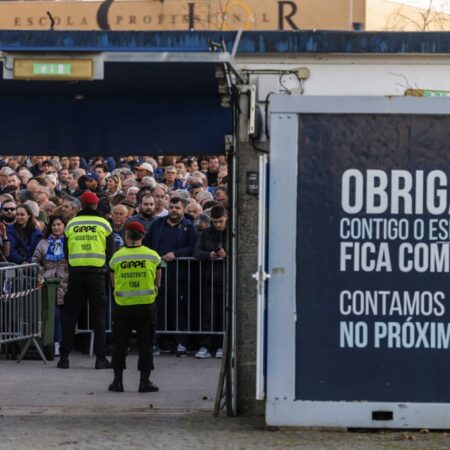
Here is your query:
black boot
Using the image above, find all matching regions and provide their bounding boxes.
[138,380,159,393]
[108,369,124,393]
[139,370,159,393]
[95,357,111,369]
[57,356,69,369]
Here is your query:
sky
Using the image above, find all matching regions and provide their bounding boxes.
[391,0,450,13]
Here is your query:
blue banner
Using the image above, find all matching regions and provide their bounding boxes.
[296,114,450,402]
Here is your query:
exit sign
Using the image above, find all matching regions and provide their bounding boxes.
[32,63,72,76]
[13,59,93,80]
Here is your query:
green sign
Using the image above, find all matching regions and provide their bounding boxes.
[32,63,72,76]
[422,90,450,97]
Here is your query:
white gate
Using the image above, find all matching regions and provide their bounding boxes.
[266,95,450,428]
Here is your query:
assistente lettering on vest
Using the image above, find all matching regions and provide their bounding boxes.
[108,221,161,393]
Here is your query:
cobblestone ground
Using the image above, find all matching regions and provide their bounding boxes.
[1,411,450,450]
[1,353,450,449]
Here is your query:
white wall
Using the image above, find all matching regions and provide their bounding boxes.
[237,55,450,99]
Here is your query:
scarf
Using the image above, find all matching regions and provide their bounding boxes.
[46,236,65,262]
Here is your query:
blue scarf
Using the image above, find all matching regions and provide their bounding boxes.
[46,236,65,262]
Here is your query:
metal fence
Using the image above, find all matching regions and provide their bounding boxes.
[0,263,46,363]
[158,257,226,335]
[76,257,226,356]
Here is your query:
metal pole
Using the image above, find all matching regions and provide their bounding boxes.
[211,260,214,332]
[188,259,191,332]
[176,259,179,332]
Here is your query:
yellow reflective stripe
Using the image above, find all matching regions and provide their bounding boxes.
[69,253,106,260]
[110,254,160,266]
[115,289,155,297]
[66,219,112,233]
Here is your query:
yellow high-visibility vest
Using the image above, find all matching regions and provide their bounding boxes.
[65,215,112,267]
[109,245,161,306]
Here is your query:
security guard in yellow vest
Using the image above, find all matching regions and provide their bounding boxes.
[108,221,161,393]
[58,191,114,370]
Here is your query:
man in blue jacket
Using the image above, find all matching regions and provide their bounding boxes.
[143,196,197,356]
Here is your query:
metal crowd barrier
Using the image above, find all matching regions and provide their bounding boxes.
[0,263,46,363]
[158,257,226,336]
[77,257,226,356]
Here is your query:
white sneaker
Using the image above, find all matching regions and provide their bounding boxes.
[176,343,187,357]
[215,348,223,359]
[54,342,60,357]
[195,347,212,359]
[153,345,160,356]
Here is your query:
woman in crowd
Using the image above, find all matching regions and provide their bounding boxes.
[32,215,68,356]
[105,175,125,205]
[7,203,43,264]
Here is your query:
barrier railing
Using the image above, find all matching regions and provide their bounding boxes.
[0,263,46,363]
[158,257,226,335]
[77,257,226,356]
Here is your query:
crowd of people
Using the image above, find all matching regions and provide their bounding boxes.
[0,155,229,360]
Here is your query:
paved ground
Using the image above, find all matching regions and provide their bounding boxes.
[2,351,450,449]
[1,410,450,450]
[0,352,219,409]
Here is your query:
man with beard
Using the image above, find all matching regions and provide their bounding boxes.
[6,174,22,198]
[206,156,220,187]
[69,156,81,170]
[85,172,102,194]
[135,163,153,184]
[127,194,155,233]
[30,156,46,177]
[0,199,14,260]
[143,197,197,356]
[1,199,17,226]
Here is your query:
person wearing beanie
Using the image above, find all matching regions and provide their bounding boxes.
[58,190,114,370]
[108,221,161,393]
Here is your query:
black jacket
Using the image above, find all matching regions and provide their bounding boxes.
[143,216,197,257]
[193,225,227,261]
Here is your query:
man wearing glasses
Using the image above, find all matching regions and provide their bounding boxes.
[162,166,183,192]
[1,200,16,226]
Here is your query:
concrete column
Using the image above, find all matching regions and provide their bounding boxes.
[235,95,266,415]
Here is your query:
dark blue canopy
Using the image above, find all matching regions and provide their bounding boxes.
[1,29,449,156]
[0,31,238,156]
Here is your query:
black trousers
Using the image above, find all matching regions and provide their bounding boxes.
[61,270,108,358]
[156,277,188,347]
[199,263,225,351]
[111,303,155,372]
